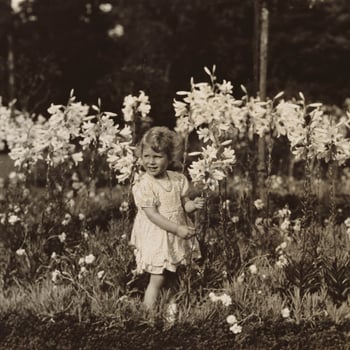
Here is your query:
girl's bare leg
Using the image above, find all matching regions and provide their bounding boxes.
[144,273,165,309]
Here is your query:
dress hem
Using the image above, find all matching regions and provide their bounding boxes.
[134,249,190,275]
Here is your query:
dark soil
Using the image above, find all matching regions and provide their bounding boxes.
[1,312,350,350]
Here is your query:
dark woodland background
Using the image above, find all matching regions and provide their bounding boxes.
[0,0,349,127]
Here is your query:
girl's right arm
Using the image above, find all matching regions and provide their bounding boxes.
[142,207,195,239]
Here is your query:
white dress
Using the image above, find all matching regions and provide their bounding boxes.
[130,170,201,274]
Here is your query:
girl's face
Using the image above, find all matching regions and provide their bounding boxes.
[141,145,169,178]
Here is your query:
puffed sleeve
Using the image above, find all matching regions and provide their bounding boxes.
[132,178,158,208]
[180,173,190,197]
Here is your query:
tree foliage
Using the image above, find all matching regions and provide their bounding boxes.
[0,0,349,125]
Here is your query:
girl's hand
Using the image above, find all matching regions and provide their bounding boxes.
[184,197,205,213]
[176,225,196,239]
[192,197,205,210]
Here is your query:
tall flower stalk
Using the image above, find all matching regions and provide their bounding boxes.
[174,67,238,281]
[121,91,153,239]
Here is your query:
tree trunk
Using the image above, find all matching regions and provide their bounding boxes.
[257,0,269,199]
[259,1,269,101]
[253,0,261,95]
[7,33,15,101]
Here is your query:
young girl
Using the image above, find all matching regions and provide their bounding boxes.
[130,126,204,309]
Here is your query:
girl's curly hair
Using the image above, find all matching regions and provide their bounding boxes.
[137,126,184,170]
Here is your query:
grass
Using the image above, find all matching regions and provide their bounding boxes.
[2,273,350,349]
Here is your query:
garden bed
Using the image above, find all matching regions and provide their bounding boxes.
[1,85,350,350]
[1,312,350,350]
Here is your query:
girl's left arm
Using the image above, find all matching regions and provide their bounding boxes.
[180,174,205,213]
[183,196,205,213]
